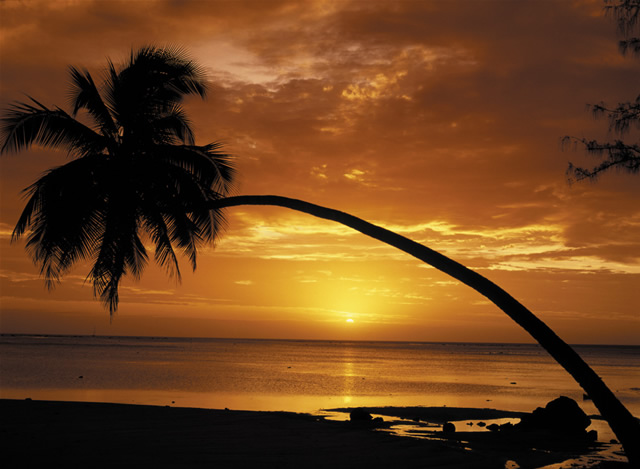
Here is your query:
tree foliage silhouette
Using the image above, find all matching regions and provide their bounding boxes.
[565,0,640,182]
[2,47,639,465]
[1,46,235,313]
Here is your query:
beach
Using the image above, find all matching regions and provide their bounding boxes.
[0,399,628,469]
[1,336,636,467]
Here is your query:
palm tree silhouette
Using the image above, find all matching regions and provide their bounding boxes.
[1,46,234,313]
[2,47,638,465]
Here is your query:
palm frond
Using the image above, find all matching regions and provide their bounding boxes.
[137,159,219,265]
[103,59,123,128]
[0,98,106,156]
[159,143,236,196]
[89,203,148,315]
[164,210,200,271]
[142,211,182,280]
[200,143,236,195]
[114,46,207,123]
[151,103,195,145]
[13,156,109,285]
[68,66,118,139]
[131,46,208,100]
[133,150,230,272]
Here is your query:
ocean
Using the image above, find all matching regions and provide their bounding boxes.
[1,335,638,421]
[2,335,638,468]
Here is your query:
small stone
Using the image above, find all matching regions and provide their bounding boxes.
[442,422,456,433]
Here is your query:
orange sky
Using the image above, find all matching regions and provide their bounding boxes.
[0,0,638,344]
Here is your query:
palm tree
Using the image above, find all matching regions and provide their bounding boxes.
[2,47,638,465]
[0,46,235,313]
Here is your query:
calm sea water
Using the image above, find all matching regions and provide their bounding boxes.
[1,335,638,420]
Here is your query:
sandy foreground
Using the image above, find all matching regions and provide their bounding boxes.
[0,399,628,468]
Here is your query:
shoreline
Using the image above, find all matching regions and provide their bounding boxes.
[0,398,627,468]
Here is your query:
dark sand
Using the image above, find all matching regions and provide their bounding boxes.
[0,399,626,468]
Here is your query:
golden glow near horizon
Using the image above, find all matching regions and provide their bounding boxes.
[0,0,639,344]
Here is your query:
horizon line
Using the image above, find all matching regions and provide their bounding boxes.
[1,332,638,347]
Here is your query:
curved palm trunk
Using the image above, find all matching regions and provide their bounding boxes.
[211,195,640,466]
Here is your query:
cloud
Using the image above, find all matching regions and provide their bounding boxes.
[235,280,254,286]
[1,0,639,342]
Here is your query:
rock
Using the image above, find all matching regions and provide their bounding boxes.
[349,409,385,428]
[477,421,486,427]
[486,422,513,433]
[479,397,594,450]
[442,422,456,433]
[350,409,373,422]
[515,396,590,436]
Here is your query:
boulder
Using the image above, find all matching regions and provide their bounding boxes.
[515,396,590,436]
[349,408,373,422]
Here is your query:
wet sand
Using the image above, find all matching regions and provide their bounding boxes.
[0,399,627,468]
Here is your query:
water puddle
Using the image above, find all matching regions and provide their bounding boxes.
[535,443,627,468]
[315,409,627,468]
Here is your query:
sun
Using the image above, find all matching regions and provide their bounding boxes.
[345,318,355,323]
